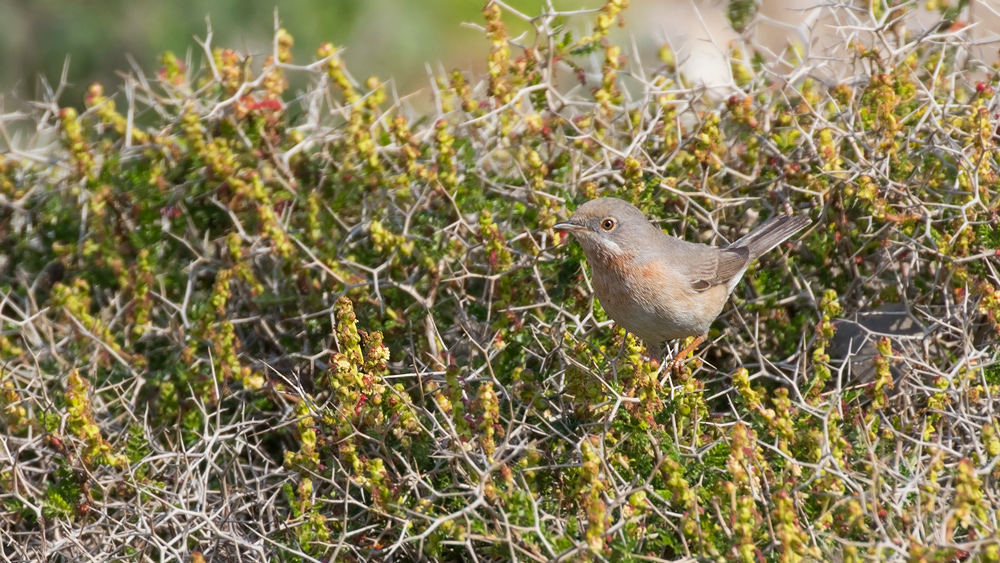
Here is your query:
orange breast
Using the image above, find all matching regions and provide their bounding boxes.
[589,254,729,344]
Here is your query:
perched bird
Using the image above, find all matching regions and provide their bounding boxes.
[555,197,810,368]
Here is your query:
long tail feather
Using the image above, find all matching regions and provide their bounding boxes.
[732,213,811,260]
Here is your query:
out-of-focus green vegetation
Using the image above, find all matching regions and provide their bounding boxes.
[0,0,584,104]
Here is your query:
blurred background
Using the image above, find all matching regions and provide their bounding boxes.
[0,0,991,108]
[0,0,604,105]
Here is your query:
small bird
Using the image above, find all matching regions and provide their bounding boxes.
[555,197,810,368]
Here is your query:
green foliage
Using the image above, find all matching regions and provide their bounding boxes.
[1,1,999,562]
[42,461,84,521]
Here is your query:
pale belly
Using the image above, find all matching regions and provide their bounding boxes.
[592,265,727,344]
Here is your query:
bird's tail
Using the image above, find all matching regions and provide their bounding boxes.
[732,213,811,260]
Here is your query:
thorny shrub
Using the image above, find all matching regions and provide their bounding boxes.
[1,1,999,561]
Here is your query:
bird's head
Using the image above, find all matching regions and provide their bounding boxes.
[554,197,656,261]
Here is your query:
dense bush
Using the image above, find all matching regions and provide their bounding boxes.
[1,1,998,561]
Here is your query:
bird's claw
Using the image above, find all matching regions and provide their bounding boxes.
[665,357,686,374]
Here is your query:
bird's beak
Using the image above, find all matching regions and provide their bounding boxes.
[554,221,587,233]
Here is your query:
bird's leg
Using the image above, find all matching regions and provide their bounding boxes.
[645,341,664,365]
[666,334,705,372]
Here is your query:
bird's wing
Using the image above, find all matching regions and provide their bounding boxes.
[689,247,750,292]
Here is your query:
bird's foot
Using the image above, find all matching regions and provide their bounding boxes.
[666,335,706,373]
[665,356,686,373]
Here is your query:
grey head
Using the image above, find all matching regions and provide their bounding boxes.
[553,198,663,260]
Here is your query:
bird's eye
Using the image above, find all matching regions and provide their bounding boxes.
[601,218,616,231]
